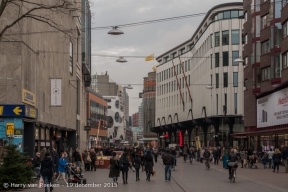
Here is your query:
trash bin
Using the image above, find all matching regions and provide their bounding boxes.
[222,155,229,169]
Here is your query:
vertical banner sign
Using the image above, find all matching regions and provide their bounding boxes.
[51,79,62,106]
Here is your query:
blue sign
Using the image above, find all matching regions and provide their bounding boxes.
[0,104,38,119]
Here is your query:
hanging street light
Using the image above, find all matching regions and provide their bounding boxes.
[124,85,133,89]
[116,56,127,63]
[108,26,124,35]
[234,57,244,64]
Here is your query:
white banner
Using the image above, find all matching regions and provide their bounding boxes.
[257,87,288,128]
[51,79,62,106]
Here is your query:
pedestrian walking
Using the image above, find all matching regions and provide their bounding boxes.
[163,149,174,182]
[144,151,154,181]
[272,148,282,173]
[239,150,245,168]
[262,153,268,169]
[140,151,145,172]
[109,152,120,184]
[119,152,130,184]
[40,152,56,192]
[55,153,68,184]
[134,154,141,181]
[90,149,97,171]
[153,147,158,163]
[83,150,91,171]
[267,148,274,169]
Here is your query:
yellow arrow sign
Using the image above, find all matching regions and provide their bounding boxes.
[13,107,22,115]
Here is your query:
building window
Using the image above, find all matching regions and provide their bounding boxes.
[173,52,177,58]
[216,94,218,114]
[233,72,238,87]
[69,41,73,74]
[210,54,213,69]
[244,57,248,66]
[234,93,237,114]
[215,53,219,67]
[76,79,80,115]
[256,41,261,63]
[188,60,190,71]
[181,48,185,54]
[231,30,239,44]
[261,41,270,55]
[232,51,239,66]
[261,15,270,29]
[283,0,288,7]
[231,10,239,18]
[251,43,255,65]
[244,79,248,89]
[216,73,219,88]
[115,100,119,108]
[256,66,261,88]
[275,23,282,48]
[188,75,190,86]
[261,67,271,81]
[283,52,288,69]
[223,72,228,87]
[284,21,288,38]
[223,11,230,19]
[275,1,281,18]
[275,53,282,78]
[210,34,213,48]
[185,61,187,72]
[256,15,260,37]
[222,31,229,45]
[223,52,229,66]
[215,32,220,47]
[244,12,247,21]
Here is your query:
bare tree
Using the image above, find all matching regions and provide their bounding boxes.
[0,0,84,41]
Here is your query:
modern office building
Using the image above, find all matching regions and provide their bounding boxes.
[151,3,245,149]
[232,0,288,151]
[90,73,118,96]
[143,71,156,135]
[138,102,143,128]
[132,112,139,127]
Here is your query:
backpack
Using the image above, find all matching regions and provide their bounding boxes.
[203,151,210,158]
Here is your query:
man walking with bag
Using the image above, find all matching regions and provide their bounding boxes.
[163,149,174,182]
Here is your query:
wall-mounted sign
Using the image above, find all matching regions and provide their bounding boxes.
[22,89,36,107]
[6,123,14,135]
[14,129,23,138]
[51,79,62,106]
[0,105,38,119]
[84,126,91,131]
[257,87,288,128]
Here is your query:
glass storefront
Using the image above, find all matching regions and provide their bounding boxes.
[260,135,276,152]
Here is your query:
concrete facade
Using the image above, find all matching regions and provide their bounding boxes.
[0,0,91,156]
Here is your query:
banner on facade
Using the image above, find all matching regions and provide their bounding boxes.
[50,79,62,106]
[257,87,288,128]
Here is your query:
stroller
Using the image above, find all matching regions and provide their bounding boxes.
[247,155,258,169]
[66,164,87,184]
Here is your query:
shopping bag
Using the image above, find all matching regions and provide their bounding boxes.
[152,167,156,177]
[39,176,44,188]
[243,159,247,166]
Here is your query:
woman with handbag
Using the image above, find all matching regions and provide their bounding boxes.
[109,152,120,184]
[119,152,130,184]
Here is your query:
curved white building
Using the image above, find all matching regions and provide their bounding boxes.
[152,3,245,149]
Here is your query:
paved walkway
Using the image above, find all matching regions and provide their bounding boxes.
[18,157,288,192]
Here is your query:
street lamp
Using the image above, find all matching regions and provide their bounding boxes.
[234,57,244,65]
[123,85,133,89]
[206,85,213,89]
[108,26,124,35]
[116,57,127,63]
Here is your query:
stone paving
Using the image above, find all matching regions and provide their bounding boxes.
[15,157,288,192]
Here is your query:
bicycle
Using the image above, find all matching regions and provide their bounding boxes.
[228,161,238,183]
[205,158,210,170]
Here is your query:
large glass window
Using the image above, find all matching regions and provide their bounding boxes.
[261,67,271,81]
[216,74,219,88]
[284,21,288,38]
[276,53,282,78]
[256,16,260,37]
[256,41,261,63]
[223,11,231,19]
[283,52,288,69]
[231,10,239,18]
[261,15,270,29]
[223,52,229,66]
[215,32,220,47]
[275,1,281,18]
[188,60,190,71]
[215,53,219,67]
[256,66,261,88]
[275,23,282,48]
[222,31,229,45]
[261,41,270,55]
[223,72,228,87]
[233,72,238,87]
[231,30,239,44]
[232,51,239,66]
[255,0,260,12]
[218,12,223,20]
[210,54,213,69]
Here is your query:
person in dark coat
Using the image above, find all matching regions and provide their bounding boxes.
[40,152,56,192]
[134,154,141,181]
[109,152,120,183]
[119,152,130,184]
[144,151,154,181]
[273,148,282,173]
[90,149,97,171]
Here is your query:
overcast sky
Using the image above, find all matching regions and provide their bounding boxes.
[90,0,241,116]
